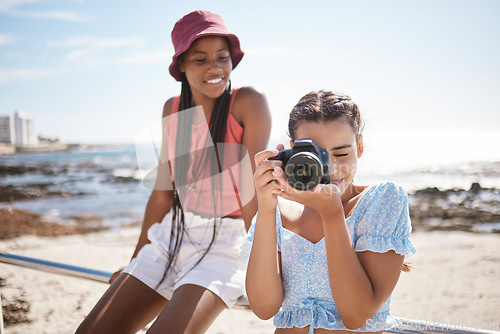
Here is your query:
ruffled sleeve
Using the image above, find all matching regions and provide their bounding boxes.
[354,182,416,257]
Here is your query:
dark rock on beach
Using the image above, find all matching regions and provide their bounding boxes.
[0,164,58,176]
[409,182,500,233]
[0,292,31,327]
[0,184,81,202]
[1,276,32,327]
[0,163,94,202]
[103,175,140,183]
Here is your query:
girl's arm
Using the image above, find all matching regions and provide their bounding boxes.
[320,205,404,329]
[131,189,173,258]
[232,87,272,230]
[131,98,176,259]
[245,148,285,320]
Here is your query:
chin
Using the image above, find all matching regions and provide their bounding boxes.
[207,87,227,99]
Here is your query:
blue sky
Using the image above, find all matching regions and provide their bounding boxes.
[1,0,499,151]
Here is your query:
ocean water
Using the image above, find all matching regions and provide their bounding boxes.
[1,129,499,229]
[0,145,151,227]
[270,129,500,191]
[355,129,500,192]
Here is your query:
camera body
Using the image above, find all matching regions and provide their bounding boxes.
[269,138,331,191]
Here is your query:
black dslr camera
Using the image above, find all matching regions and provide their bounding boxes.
[269,138,330,191]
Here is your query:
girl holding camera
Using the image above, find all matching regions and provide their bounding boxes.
[246,90,415,333]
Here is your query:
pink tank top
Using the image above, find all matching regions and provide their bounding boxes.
[165,88,244,217]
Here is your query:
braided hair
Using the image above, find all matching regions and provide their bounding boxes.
[158,73,233,286]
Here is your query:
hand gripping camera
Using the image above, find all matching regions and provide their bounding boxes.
[269,138,331,191]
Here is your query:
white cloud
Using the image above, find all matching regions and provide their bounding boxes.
[50,36,145,49]
[13,10,88,22]
[0,33,16,45]
[47,36,146,65]
[0,35,151,83]
[0,0,38,11]
[244,45,317,58]
[0,67,60,84]
[118,50,172,65]
[0,0,89,22]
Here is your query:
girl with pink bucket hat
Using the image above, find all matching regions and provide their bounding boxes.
[76,10,271,333]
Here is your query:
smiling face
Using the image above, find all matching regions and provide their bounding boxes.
[292,118,363,197]
[178,36,233,103]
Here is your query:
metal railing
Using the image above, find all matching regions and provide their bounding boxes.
[1,251,499,334]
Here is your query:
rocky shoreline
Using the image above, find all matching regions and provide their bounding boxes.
[0,187,498,238]
[0,163,138,204]
[409,182,500,233]
[1,162,500,236]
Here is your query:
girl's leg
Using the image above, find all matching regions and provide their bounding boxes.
[146,284,227,334]
[75,273,168,334]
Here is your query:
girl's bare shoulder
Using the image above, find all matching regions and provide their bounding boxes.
[231,86,270,124]
[162,97,176,118]
[234,86,267,100]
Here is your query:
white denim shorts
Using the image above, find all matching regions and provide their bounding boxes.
[123,211,248,308]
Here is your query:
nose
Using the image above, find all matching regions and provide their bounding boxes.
[208,58,222,72]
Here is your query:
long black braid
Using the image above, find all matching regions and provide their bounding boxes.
[158,73,233,287]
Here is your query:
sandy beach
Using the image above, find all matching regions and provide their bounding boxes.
[1,227,499,334]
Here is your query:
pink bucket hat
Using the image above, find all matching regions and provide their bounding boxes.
[169,10,244,81]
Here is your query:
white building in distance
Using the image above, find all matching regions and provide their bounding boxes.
[0,110,38,147]
[0,114,15,144]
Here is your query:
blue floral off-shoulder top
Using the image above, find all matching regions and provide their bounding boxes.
[246,182,416,333]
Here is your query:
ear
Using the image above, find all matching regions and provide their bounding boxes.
[357,134,364,158]
[289,140,293,148]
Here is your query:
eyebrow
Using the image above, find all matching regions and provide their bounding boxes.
[330,144,352,151]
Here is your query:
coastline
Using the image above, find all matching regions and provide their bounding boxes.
[0,143,128,155]
[1,145,499,233]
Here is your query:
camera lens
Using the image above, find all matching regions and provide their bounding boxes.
[292,163,314,183]
[285,153,321,191]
